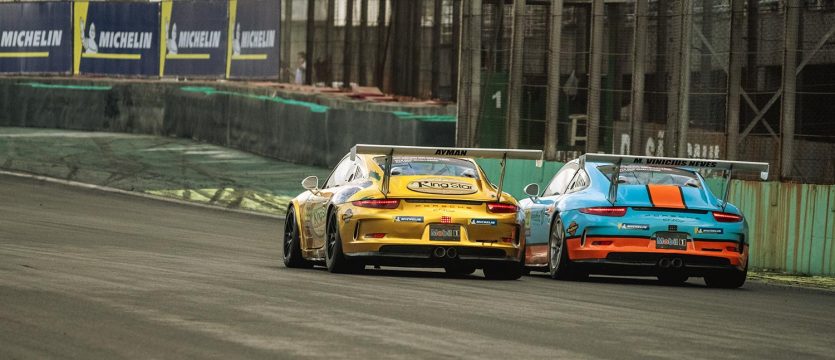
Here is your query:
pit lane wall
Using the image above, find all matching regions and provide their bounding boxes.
[479,159,835,276]
[0,78,455,167]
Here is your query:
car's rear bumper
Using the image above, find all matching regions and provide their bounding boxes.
[566,236,747,274]
[344,244,520,267]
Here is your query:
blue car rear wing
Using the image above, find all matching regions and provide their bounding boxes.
[351,144,543,199]
[580,154,770,210]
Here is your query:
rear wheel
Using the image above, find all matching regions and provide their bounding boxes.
[283,207,312,268]
[704,267,747,289]
[325,210,363,274]
[657,273,689,285]
[548,215,585,280]
[483,261,523,280]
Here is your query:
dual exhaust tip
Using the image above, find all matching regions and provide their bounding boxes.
[658,257,684,269]
[433,247,458,259]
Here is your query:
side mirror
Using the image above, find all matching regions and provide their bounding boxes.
[302,176,319,191]
[524,183,540,199]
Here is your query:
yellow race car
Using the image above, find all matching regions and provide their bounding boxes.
[283,144,543,279]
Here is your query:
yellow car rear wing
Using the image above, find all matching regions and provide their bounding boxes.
[350,144,544,199]
[580,153,770,209]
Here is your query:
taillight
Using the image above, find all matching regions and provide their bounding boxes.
[579,207,627,217]
[487,202,518,213]
[713,211,742,222]
[352,199,400,209]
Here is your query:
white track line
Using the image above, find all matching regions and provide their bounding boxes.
[0,169,285,220]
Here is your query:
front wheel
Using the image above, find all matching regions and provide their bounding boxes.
[283,206,312,268]
[325,210,363,274]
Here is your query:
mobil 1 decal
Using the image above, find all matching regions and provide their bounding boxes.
[0,2,72,73]
[226,0,280,79]
[74,1,160,76]
[160,0,228,77]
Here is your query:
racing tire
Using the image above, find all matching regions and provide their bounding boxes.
[704,267,747,289]
[548,215,586,281]
[283,206,313,269]
[657,273,689,285]
[482,260,523,280]
[325,210,363,274]
[444,263,477,276]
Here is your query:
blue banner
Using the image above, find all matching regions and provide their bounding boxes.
[227,0,281,79]
[0,2,72,74]
[160,0,228,77]
[74,1,160,76]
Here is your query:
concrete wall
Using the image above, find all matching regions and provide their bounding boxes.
[0,77,455,167]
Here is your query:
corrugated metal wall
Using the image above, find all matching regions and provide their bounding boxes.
[730,181,835,276]
[480,159,835,276]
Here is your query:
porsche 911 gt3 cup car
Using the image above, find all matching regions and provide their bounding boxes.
[519,154,769,288]
[283,144,543,279]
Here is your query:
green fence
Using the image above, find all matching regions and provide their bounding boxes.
[479,159,835,276]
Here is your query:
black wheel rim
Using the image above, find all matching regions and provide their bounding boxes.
[550,219,564,271]
[283,209,295,258]
[326,213,337,258]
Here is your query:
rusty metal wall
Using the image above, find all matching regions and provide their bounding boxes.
[729,180,835,276]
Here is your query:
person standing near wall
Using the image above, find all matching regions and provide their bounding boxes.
[294,51,306,85]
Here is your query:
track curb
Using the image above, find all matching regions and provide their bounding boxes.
[0,169,285,220]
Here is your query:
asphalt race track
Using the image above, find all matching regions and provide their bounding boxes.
[1,174,834,359]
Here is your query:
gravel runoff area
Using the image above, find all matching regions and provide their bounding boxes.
[0,127,330,215]
[1,126,833,290]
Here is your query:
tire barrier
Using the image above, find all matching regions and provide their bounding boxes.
[0,78,455,168]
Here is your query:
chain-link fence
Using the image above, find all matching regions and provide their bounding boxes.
[284,0,835,183]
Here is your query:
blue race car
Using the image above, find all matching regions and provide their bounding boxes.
[518,154,769,288]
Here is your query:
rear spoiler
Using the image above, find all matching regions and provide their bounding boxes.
[580,153,769,209]
[350,144,544,199]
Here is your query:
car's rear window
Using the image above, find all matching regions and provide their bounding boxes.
[374,156,478,178]
[597,165,700,187]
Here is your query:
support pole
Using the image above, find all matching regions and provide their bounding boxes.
[630,0,648,155]
[456,0,481,147]
[305,0,315,85]
[282,0,293,83]
[725,0,744,160]
[374,0,386,88]
[431,0,442,99]
[544,0,564,160]
[676,0,693,157]
[343,0,354,88]
[505,0,526,149]
[586,0,604,153]
[358,0,368,85]
[451,0,461,101]
[325,0,335,84]
[780,1,800,179]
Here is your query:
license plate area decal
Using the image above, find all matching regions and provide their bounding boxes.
[429,224,461,241]
[654,232,689,250]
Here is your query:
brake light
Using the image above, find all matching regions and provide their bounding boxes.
[713,211,743,222]
[579,207,627,217]
[487,202,518,213]
[352,199,400,209]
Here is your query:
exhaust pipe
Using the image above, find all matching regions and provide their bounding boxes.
[433,247,447,258]
[671,258,684,268]
[658,258,672,269]
[446,247,457,259]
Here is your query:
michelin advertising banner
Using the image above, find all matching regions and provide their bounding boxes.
[74,1,160,76]
[227,0,281,79]
[160,0,228,77]
[0,2,72,74]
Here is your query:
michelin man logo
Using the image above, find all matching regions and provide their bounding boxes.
[232,23,241,55]
[79,20,98,54]
[165,22,178,55]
